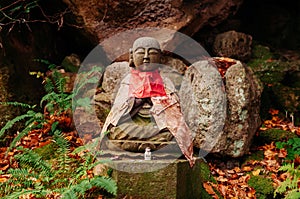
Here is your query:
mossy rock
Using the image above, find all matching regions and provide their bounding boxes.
[251,44,274,60]
[247,44,290,84]
[247,59,288,84]
[248,175,274,199]
[255,129,298,145]
[272,84,300,114]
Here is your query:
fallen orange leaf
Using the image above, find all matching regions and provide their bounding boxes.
[203,182,219,198]
[252,169,260,176]
[242,166,252,172]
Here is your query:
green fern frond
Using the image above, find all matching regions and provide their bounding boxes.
[279,163,294,172]
[90,176,117,195]
[3,189,50,199]
[61,189,78,199]
[72,179,92,195]
[53,130,70,153]
[8,168,31,179]
[44,77,55,93]
[71,145,88,155]
[0,111,35,138]
[15,148,52,176]
[40,92,58,108]
[275,162,300,198]
[52,70,66,93]
[0,101,34,109]
[8,125,33,151]
[285,189,300,199]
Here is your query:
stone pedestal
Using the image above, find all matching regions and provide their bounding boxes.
[110,158,204,199]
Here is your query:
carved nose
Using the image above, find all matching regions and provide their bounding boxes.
[143,51,150,62]
[143,57,150,63]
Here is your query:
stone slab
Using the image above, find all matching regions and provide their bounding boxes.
[110,158,204,199]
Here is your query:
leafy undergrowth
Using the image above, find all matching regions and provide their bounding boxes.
[0,112,116,199]
[205,109,300,199]
[0,63,116,199]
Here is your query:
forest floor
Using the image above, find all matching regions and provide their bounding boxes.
[205,109,300,199]
[0,109,299,198]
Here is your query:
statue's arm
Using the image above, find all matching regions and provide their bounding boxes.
[101,74,132,133]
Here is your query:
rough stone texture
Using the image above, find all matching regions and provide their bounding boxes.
[179,60,227,155]
[101,61,130,104]
[110,158,214,199]
[212,59,263,157]
[213,30,252,61]
[62,0,243,55]
[179,58,262,157]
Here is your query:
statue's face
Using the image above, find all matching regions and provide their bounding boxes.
[133,47,161,71]
[131,37,161,72]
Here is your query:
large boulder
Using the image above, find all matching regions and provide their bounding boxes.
[213,58,263,157]
[180,58,263,157]
[179,60,227,156]
[62,0,243,57]
[213,30,252,61]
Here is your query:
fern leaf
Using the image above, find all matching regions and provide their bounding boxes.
[0,112,34,138]
[90,176,117,195]
[40,92,57,107]
[44,77,55,93]
[7,125,32,151]
[53,130,70,153]
[73,179,92,195]
[52,70,65,93]
[285,189,300,199]
[15,148,52,176]
[71,145,88,154]
[61,189,78,199]
[0,101,33,109]
[279,163,294,172]
[3,189,49,199]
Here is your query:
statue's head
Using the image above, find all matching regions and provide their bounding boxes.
[129,37,161,71]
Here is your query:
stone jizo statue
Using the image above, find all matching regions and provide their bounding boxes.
[100,37,195,166]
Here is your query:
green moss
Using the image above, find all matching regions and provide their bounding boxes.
[199,160,216,183]
[248,175,274,199]
[256,129,298,145]
[34,142,58,160]
[242,150,264,166]
[197,160,223,199]
[247,60,288,84]
[247,44,291,84]
[251,44,274,60]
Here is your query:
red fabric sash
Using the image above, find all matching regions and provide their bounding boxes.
[129,69,167,98]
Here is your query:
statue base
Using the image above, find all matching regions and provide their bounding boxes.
[108,158,205,199]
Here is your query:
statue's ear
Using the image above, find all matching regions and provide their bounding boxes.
[129,48,134,67]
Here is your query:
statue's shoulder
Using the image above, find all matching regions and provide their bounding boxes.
[160,74,177,94]
[119,73,131,85]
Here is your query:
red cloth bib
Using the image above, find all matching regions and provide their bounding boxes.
[129,69,167,98]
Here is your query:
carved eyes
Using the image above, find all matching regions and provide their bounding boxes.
[135,48,160,55]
